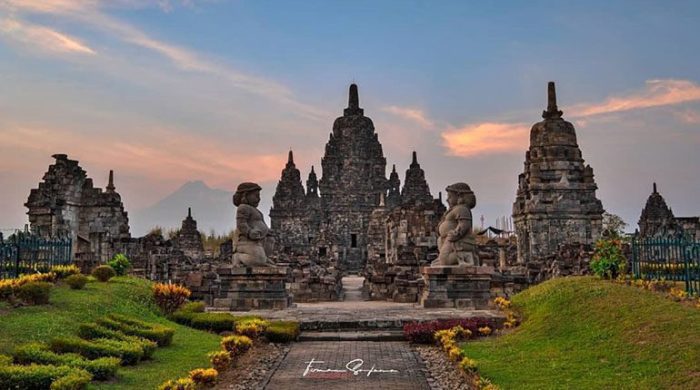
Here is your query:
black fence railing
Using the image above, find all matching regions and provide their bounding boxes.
[631,237,700,296]
[0,232,72,279]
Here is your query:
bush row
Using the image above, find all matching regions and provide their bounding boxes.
[0,363,91,390]
[97,314,174,346]
[13,343,119,380]
[50,337,144,366]
[403,318,500,344]
[77,323,157,359]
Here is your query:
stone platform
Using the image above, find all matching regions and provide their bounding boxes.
[211,266,293,311]
[212,300,503,331]
[420,265,493,309]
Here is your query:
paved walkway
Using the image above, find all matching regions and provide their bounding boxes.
[264,341,430,390]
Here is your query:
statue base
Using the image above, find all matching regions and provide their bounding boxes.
[212,266,293,311]
[419,266,493,309]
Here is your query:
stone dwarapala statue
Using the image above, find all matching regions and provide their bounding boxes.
[432,182,478,266]
[232,182,275,267]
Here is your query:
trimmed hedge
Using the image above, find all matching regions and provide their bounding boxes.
[265,321,300,343]
[92,266,116,282]
[0,363,91,390]
[180,301,206,313]
[17,282,52,305]
[97,315,174,347]
[13,343,119,380]
[65,274,88,290]
[50,370,92,390]
[49,336,144,366]
[77,323,157,359]
[0,355,12,366]
[49,265,81,279]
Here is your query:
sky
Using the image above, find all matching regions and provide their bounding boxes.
[1,0,699,235]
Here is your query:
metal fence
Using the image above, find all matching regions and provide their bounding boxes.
[631,237,700,296]
[0,232,72,279]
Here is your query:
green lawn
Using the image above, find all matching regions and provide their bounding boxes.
[462,276,700,390]
[0,276,221,389]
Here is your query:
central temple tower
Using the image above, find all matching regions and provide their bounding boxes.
[319,84,389,271]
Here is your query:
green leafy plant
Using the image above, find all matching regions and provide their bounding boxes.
[590,238,626,279]
[0,363,91,390]
[264,321,300,343]
[13,342,119,380]
[92,266,116,282]
[107,254,131,276]
[16,281,52,305]
[65,274,88,290]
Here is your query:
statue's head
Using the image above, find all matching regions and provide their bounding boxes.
[445,182,476,209]
[233,182,262,207]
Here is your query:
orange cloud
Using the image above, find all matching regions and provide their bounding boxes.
[0,124,287,187]
[571,79,700,117]
[0,18,96,55]
[441,122,529,157]
[382,105,434,128]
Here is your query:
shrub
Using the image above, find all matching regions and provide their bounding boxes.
[221,335,252,357]
[50,265,81,279]
[478,326,492,336]
[107,254,131,276]
[153,282,191,314]
[16,281,52,305]
[180,301,206,313]
[189,313,237,332]
[459,356,478,372]
[65,274,88,290]
[493,296,511,310]
[264,321,300,343]
[157,377,197,390]
[92,266,116,282]
[0,364,91,390]
[50,336,144,365]
[19,273,57,284]
[0,355,12,366]
[99,315,174,347]
[77,323,157,359]
[235,318,269,338]
[207,351,231,371]
[13,342,119,380]
[590,238,626,279]
[0,279,19,300]
[49,370,92,390]
[403,318,498,344]
[189,368,218,386]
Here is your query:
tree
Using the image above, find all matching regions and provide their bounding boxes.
[602,212,627,238]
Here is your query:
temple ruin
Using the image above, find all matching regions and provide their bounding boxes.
[638,183,700,240]
[512,82,604,263]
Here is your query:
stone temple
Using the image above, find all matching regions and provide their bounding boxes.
[638,183,700,240]
[512,82,604,263]
[271,84,443,273]
[25,154,130,262]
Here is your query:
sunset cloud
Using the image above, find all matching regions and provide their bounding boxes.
[0,18,96,55]
[0,0,327,121]
[0,124,287,186]
[441,122,529,157]
[382,105,434,128]
[570,79,700,118]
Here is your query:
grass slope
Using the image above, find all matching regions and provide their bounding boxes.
[462,277,700,390]
[0,276,220,389]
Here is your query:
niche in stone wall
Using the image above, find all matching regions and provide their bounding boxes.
[351,233,357,248]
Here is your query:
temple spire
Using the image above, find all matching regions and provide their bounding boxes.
[288,150,294,165]
[188,207,192,218]
[106,170,115,192]
[412,151,418,166]
[392,164,396,173]
[542,81,563,119]
[343,83,364,116]
[653,182,657,193]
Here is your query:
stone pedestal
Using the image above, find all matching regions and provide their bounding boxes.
[212,266,293,311]
[420,266,493,309]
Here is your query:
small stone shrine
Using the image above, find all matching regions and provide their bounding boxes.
[512,82,604,264]
[173,208,204,259]
[420,183,493,309]
[638,183,700,240]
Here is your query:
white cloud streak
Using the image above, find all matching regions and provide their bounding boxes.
[0,17,96,55]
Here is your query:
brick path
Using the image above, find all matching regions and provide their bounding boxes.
[264,341,430,390]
